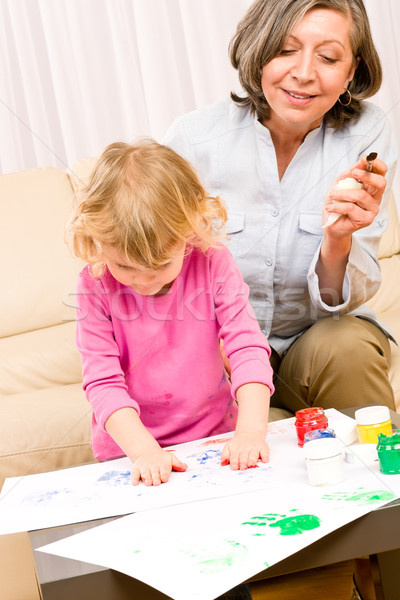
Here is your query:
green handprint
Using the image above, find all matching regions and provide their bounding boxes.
[322,489,395,505]
[242,513,321,536]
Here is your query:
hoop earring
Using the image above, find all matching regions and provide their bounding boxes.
[339,89,352,106]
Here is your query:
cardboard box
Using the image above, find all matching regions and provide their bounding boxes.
[0,532,42,600]
[1,528,169,600]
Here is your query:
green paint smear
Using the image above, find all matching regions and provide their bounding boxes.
[181,539,249,575]
[322,489,395,505]
[242,513,321,536]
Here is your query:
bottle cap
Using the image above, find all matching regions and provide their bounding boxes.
[304,428,336,443]
[303,438,342,460]
[332,419,358,446]
[295,407,326,423]
[355,406,390,426]
[377,432,400,450]
[336,177,363,190]
[344,444,378,464]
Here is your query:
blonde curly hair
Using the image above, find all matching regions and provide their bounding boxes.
[66,139,227,276]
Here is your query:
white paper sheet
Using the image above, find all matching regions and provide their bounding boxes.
[37,470,399,600]
[2,409,399,536]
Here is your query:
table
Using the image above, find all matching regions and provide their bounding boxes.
[29,409,400,600]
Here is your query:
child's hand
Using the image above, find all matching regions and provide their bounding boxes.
[220,432,270,471]
[131,448,188,486]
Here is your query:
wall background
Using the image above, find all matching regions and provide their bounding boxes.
[1,0,399,201]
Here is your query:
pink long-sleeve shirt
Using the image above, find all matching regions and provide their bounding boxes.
[76,245,274,460]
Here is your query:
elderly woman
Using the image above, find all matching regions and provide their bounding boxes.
[164,0,397,416]
[165,1,397,599]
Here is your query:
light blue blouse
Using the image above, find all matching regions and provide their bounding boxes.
[164,98,398,355]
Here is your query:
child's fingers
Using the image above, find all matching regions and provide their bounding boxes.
[259,445,270,463]
[220,444,231,467]
[171,455,188,472]
[131,467,141,486]
[229,456,240,470]
[141,467,154,486]
[247,448,260,467]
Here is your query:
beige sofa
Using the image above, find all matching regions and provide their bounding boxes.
[1,161,399,490]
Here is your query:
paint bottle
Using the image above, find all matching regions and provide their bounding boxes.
[304,428,336,443]
[295,407,329,447]
[377,432,400,474]
[331,419,358,446]
[303,438,345,486]
[354,406,392,444]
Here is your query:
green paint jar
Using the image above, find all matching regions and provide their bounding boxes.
[377,432,400,474]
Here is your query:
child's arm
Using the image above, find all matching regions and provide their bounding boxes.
[105,408,188,486]
[220,383,270,469]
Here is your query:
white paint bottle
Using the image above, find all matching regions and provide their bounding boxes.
[303,438,345,486]
[323,177,363,228]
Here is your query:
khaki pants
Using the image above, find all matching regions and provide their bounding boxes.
[270,316,395,413]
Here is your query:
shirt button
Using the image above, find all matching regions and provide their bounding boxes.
[272,209,279,217]
[265,258,272,266]
[261,329,267,335]
[265,296,271,303]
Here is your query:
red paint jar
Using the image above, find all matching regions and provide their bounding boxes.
[295,408,328,447]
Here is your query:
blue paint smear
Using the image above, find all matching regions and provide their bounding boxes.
[218,371,226,390]
[194,449,222,464]
[97,470,131,486]
[23,489,71,504]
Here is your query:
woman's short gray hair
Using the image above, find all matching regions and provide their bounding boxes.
[229,0,382,129]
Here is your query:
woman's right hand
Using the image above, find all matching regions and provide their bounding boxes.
[131,447,188,486]
[323,155,388,235]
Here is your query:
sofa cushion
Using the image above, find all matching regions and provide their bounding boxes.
[366,253,400,411]
[0,167,83,338]
[377,192,400,259]
[0,383,94,489]
[0,322,82,395]
[67,156,97,194]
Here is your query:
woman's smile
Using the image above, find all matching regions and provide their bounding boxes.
[283,88,316,105]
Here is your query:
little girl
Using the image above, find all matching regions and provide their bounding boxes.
[67,139,274,487]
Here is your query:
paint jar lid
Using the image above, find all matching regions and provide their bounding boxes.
[355,406,390,426]
[332,419,358,446]
[303,438,342,459]
[304,428,336,443]
[295,407,326,423]
[377,432,400,450]
[336,177,363,190]
[344,443,378,464]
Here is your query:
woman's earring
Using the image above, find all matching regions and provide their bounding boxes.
[339,88,352,106]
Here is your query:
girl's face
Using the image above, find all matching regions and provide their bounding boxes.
[101,243,186,296]
[261,8,357,133]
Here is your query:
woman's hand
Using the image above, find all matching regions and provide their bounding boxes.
[131,448,188,486]
[220,431,270,470]
[323,155,387,235]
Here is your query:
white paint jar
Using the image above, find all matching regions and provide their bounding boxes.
[303,438,345,486]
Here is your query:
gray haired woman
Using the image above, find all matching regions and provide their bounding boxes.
[165,2,397,598]
[165,0,397,416]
